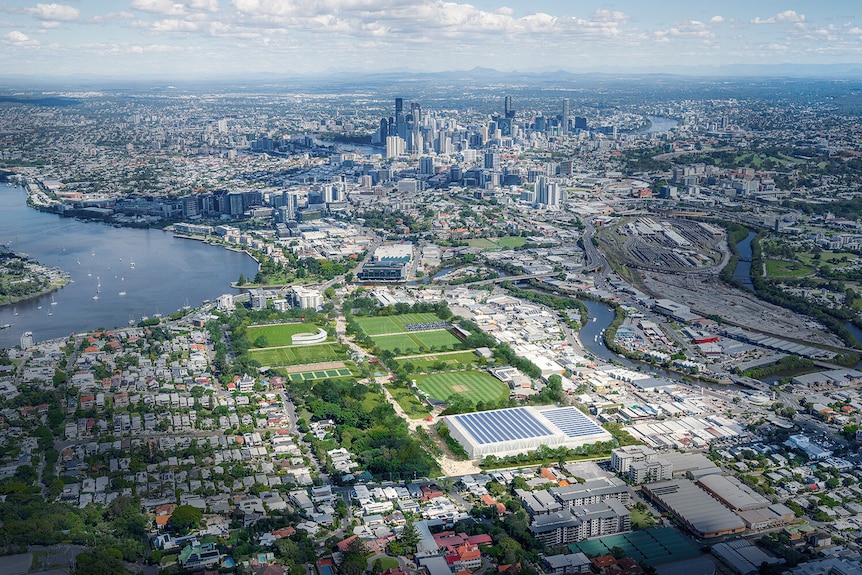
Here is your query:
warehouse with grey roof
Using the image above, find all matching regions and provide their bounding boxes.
[642,479,746,538]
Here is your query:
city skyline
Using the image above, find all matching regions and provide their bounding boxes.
[1,1,861,79]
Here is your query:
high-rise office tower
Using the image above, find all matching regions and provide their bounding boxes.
[562,98,570,135]
[484,152,500,170]
[419,156,434,175]
[395,98,406,141]
[535,115,546,132]
[535,175,548,205]
[379,118,389,143]
[504,95,514,118]
[386,135,406,158]
[411,102,421,154]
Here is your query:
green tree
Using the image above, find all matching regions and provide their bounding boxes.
[400,521,420,554]
[168,504,202,534]
[74,547,130,575]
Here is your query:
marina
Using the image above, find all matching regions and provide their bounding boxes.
[0,183,258,348]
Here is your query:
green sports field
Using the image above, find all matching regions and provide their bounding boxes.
[372,330,460,354]
[287,368,353,382]
[248,343,346,366]
[397,351,482,370]
[246,323,324,346]
[465,236,527,251]
[415,370,509,403]
[354,312,443,336]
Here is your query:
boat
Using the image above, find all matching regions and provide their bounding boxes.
[130,261,135,269]
[118,291,126,296]
[92,295,99,300]
[0,324,11,330]
[13,308,18,316]
[50,295,57,306]
[47,311,53,316]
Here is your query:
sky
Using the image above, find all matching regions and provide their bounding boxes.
[1,0,861,78]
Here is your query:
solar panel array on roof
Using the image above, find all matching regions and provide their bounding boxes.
[455,407,554,445]
[446,405,613,458]
[541,407,605,438]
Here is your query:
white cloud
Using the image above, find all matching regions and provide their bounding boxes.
[207,21,262,38]
[4,30,38,45]
[226,0,630,43]
[131,0,217,16]
[752,10,806,25]
[148,18,202,32]
[710,15,724,24]
[90,12,136,24]
[131,0,187,16]
[187,0,219,11]
[652,20,715,42]
[28,3,79,22]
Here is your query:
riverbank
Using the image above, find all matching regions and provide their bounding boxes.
[0,249,70,307]
[1,182,259,349]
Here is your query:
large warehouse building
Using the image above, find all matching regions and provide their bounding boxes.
[642,479,746,538]
[444,406,612,459]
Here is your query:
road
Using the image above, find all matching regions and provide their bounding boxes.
[582,220,611,278]
[469,272,558,286]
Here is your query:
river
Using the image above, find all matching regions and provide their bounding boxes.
[0,183,259,348]
[732,231,756,290]
[730,229,862,349]
[579,299,621,364]
[638,116,679,134]
[579,299,684,379]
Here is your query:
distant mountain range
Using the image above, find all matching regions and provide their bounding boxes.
[2,63,862,90]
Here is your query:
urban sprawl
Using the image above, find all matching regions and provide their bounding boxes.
[2,79,862,575]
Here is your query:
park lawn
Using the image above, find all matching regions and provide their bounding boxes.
[466,238,498,249]
[764,259,813,278]
[372,330,460,354]
[415,370,509,403]
[397,350,482,371]
[374,557,400,571]
[496,236,527,248]
[465,236,527,251]
[360,390,384,412]
[797,251,860,268]
[354,312,443,336]
[246,323,323,346]
[248,343,346,366]
[386,386,431,419]
[630,508,655,530]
